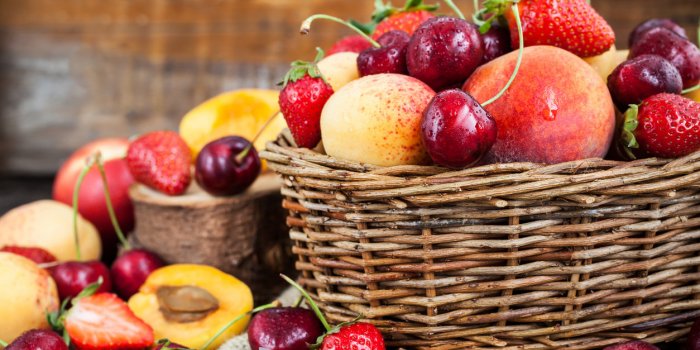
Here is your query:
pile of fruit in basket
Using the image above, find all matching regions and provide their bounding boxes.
[0,0,698,349]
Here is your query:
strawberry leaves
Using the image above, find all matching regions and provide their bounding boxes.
[281,48,327,87]
[621,104,641,159]
[473,0,513,33]
[372,0,439,23]
[47,277,105,346]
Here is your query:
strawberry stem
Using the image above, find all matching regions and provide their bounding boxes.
[301,14,381,48]
[235,111,280,164]
[442,0,465,20]
[280,274,332,332]
[93,153,131,250]
[72,155,97,261]
[200,300,281,350]
[482,3,523,107]
[682,83,700,94]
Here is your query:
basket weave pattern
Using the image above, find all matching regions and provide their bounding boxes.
[261,132,700,350]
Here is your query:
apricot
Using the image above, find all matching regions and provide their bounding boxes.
[0,253,59,343]
[583,46,629,81]
[0,200,101,261]
[317,52,360,92]
[320,73,435,166]
[128,264,253,349]
[464,46,615,164]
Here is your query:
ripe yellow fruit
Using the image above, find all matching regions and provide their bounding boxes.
[128,264,253,349]
[0,200,101,261]
[584,46,628,81]
[179,89,286,160]
[685,88,700,103]
[317,52,360,91]
[0,253,59,343]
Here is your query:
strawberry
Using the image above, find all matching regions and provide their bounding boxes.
[64,293,154,350]
[320,322,385,350]
[477,0,615,57]
[622,93,700,159]
[328,35,373,56]
[126,131,192,196]
[0,246,56,264]
[370,0,437,39]
[278,49,334,149]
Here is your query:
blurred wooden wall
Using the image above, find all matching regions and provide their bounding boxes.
[0,0,698,175]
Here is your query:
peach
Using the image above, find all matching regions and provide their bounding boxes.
[463,46,615,164]
[320,73,435,166]
[317,52,360,92]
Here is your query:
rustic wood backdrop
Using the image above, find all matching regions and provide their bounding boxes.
[0,0,698,175]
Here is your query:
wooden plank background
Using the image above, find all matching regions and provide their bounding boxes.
[0,0,698,175]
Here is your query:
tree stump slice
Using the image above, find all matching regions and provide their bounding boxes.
[128,173,292,304]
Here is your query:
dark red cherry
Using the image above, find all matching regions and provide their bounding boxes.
[5,329,68,350]
[630,27,700,89]
[481,23,511,63]
[195,136,261,196]
[421,89,497,168]
[357,30,411,76]
[49,260,112,301]
[407,17,484,91]
[607,54,683,111]
[248,307,323,350]
[629,18,687,47]
[111,249,164,299]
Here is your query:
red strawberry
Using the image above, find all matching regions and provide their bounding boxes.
[622,93,700,159]
[370,0,436,39]
[64,293,154,350]
[479,0,615,57]
[328,35,373,56]
[126,131,192,195]
[0,246,56,264]
[278,50,334,149]
[320,322,385,350]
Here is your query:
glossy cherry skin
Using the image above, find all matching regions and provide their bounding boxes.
[630,27,700,89]
[110,249,164,299]
[407,17,484,91]
[6,329,68,350]
[195,136,261,196]
[481,23,511,63]
[48,261,112,301]
[421,89,497,168]
[607,54,683,111]
[629,18,687,47]
[247,307,323,350]
[357,30,411,76]
[603,340,659,350]
[687,317,700,350]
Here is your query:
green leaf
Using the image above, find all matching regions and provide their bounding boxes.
[72,276,103,305]
[349,19,377,35]
[0,338,8,347]
[313,47,325,63]
[404,0,423,9]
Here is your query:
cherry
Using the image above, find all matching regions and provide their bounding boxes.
[49,260,112,301]
[195,136,261,196]
[629,18,687,47]
[481,23,512,63]
[630,27,700,89]
[357,30,411,76]
[421,89,497,168]
[688,317,700,350]
[607,54,683,111]
[603,340,659,350]
[111,248,164,299]
[247,307,323,350]
[5,329,68,350]
[407,16,484,91]
[152,339,189,350]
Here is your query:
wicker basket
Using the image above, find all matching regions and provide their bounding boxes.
[261,130,700,350]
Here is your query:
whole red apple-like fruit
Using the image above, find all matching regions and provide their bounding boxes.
[53,138,134,261]
[463,46,615,164]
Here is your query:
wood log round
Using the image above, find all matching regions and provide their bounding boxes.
[128,173,293,304]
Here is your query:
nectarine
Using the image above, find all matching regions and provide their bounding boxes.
[464,46,615,164]
[317,52,360,92]
[321,73,435,166]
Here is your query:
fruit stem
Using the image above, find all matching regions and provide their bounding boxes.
[442,0,465,20]
[72,155,97,261]
[92,153,131,250]
[235,110,280,164]
[293,294,304,308]
[0,338,7,347]
[301,14,381,48]
[280,274,332,332]
[199,300,281,350]
[482,3,523,107]
[682,83,700,94]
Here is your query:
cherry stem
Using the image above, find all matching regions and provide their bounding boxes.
[280,274,332,332]
[235,110,280,164]
[293,294,305,308]
[443,0,465,20]
[301,14,380,48]
[682,83,700,94]
[0,338,7,347]
[93,153,131,250]
[482,3,523,107]
[199,300,281,350]
[72,155,97,261]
